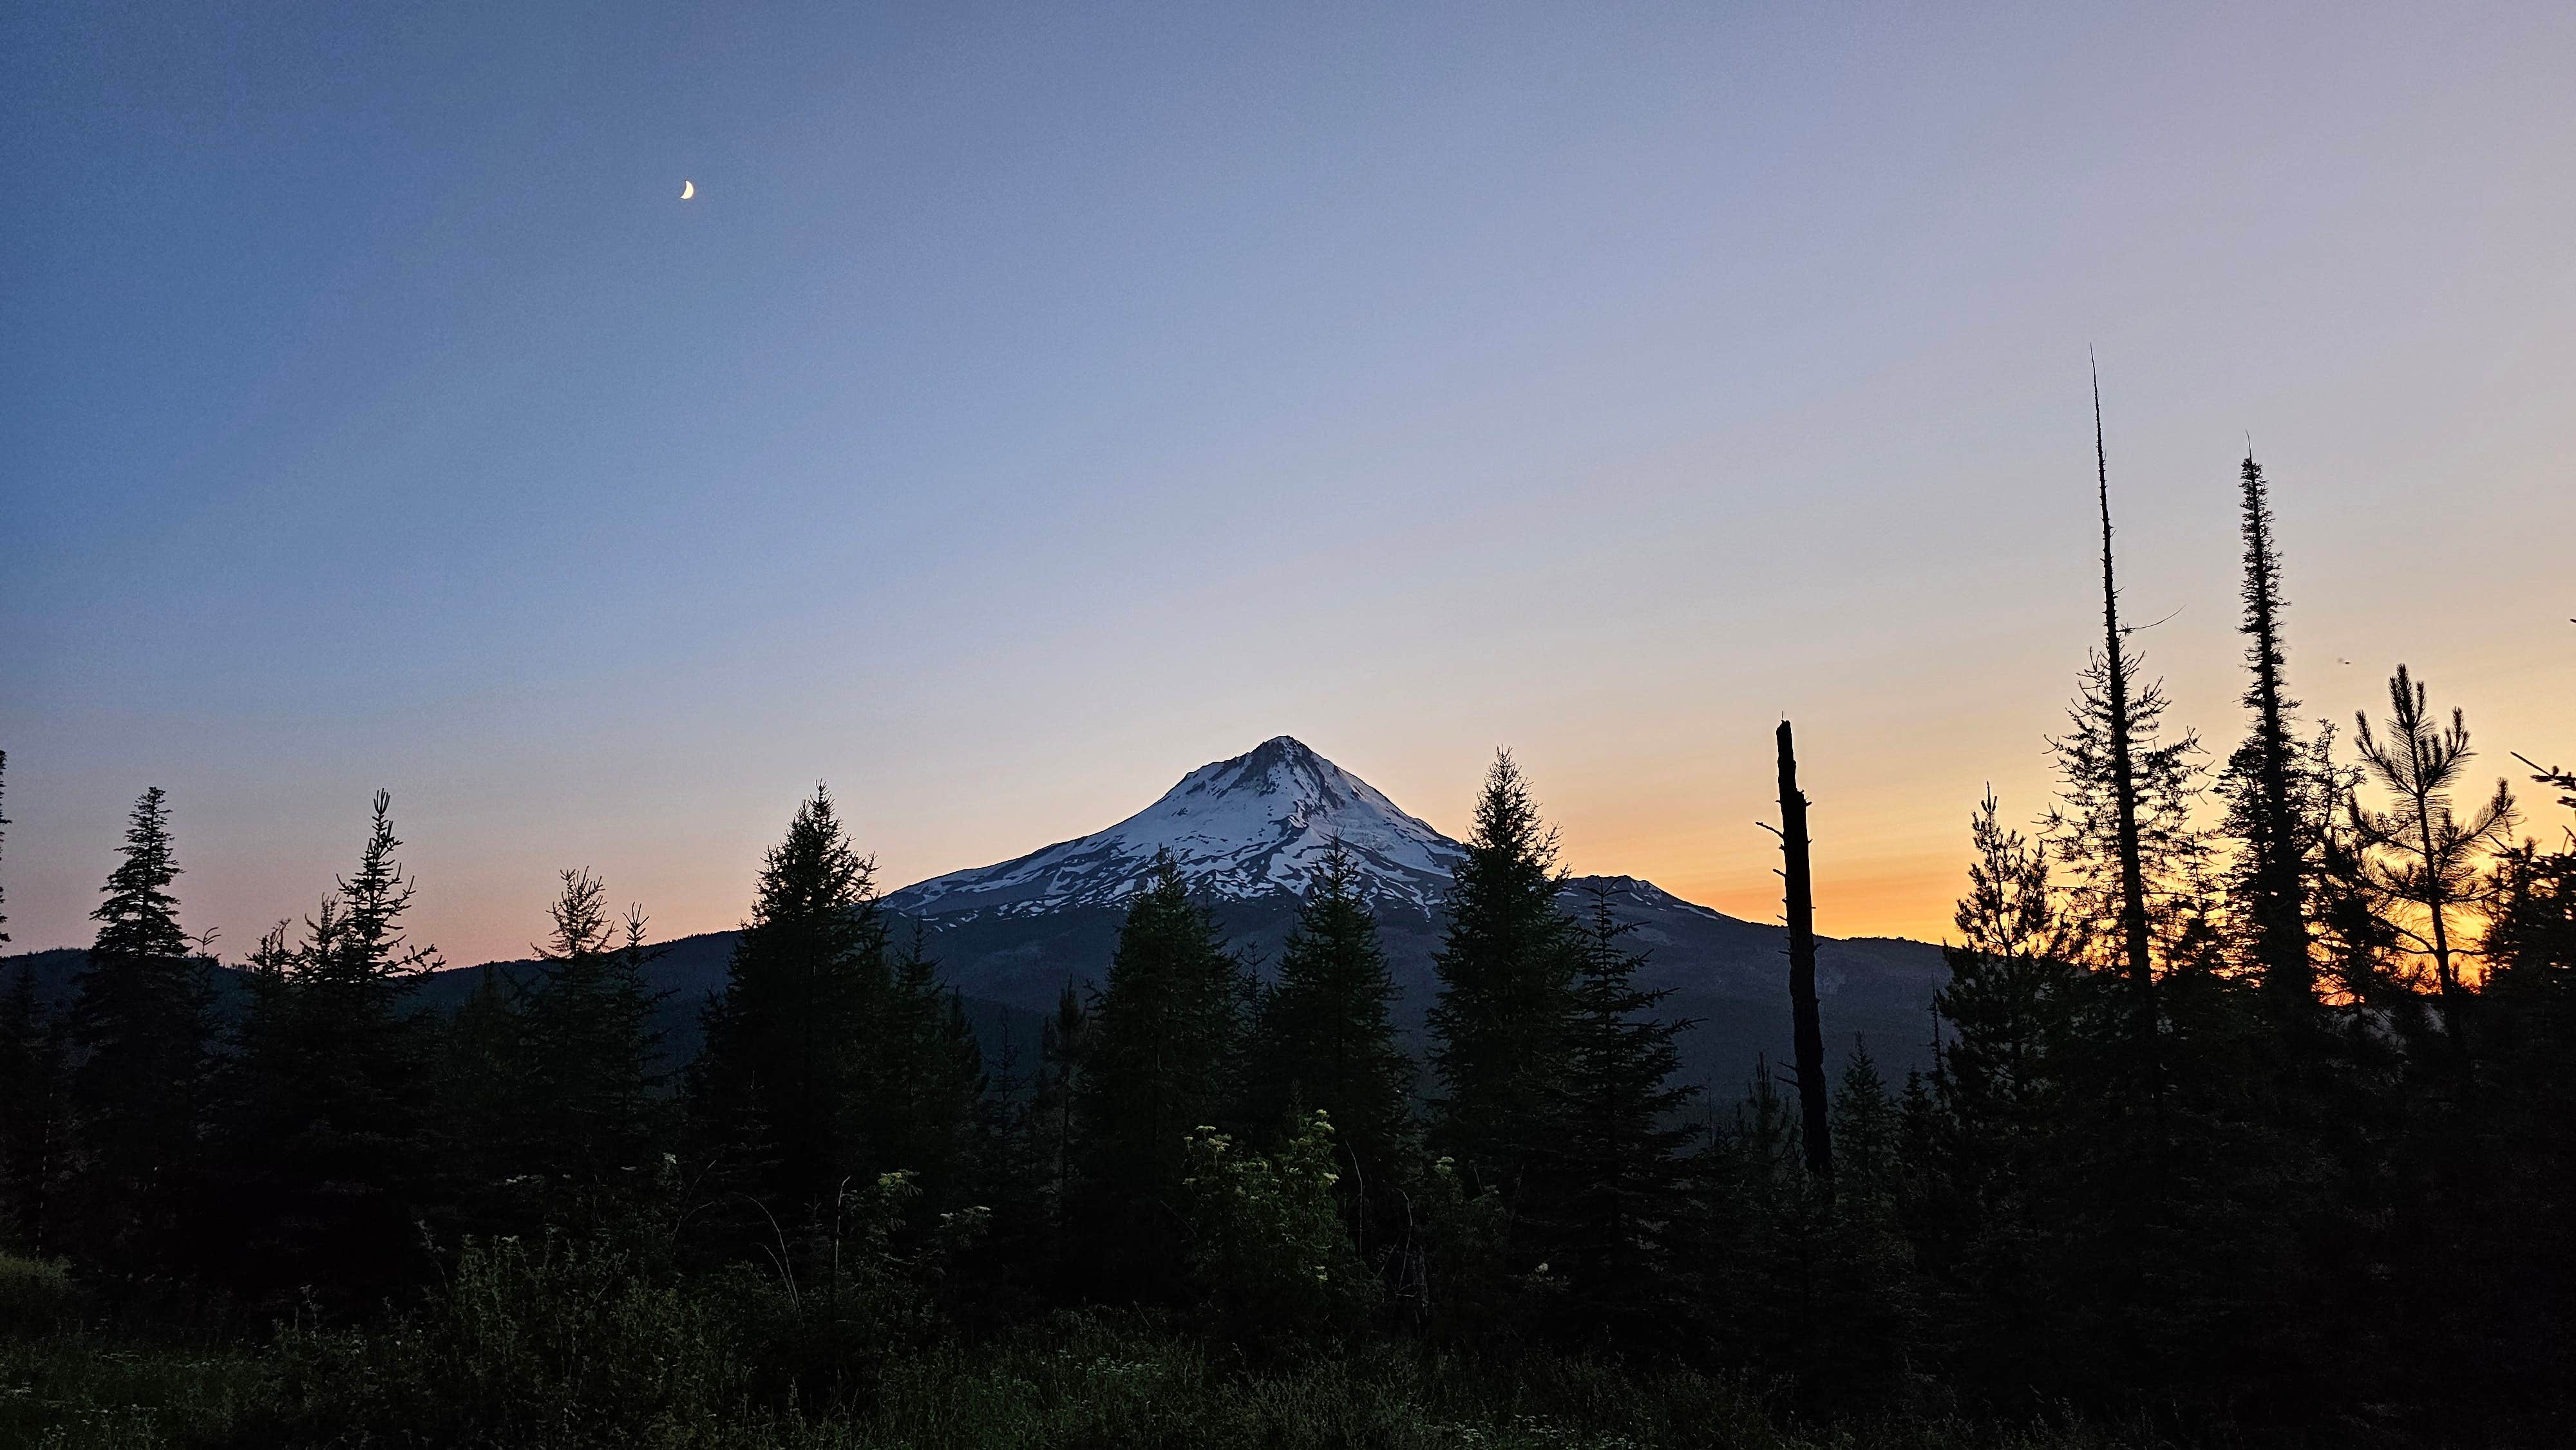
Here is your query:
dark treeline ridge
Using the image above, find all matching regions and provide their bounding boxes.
[3,447,2573,1450]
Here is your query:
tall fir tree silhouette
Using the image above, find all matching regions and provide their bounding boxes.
[1918,793,2082,1331]
[1933,792,2077,1145]
[2045,366,2200,1074]
[873,921,992,1209]
[2219,453,2319,1020]
[439,952,526,1237]
[2479,757,2576,1364]
[1033,979,1090,1232]
[222,791,445,1304]
[1243,840,1416,1239]
[1528,888,1697,1344]
[511,870,668,1229]
[1428,749,1575,1194]
[1812,1046,1917,1405]
[693,786,892,1221]
[68,787,214,1268]
[1071,851,1245,1295]
[0,963,70,1256]
[0,751,39,1253]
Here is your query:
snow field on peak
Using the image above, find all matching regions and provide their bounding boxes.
[885,737,1466,918]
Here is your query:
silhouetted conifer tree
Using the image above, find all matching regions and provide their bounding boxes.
[2219,453,2320,1020]
[1909,793,2089,1398]
[68,787,215,1268]
[1692,1057,1829,1391]
[1830,1047,1902,1200]
[873,923,991,1207]
[440,958,526,1235]
[1932,793,2077,1133]
[1032,980,1088,1225]
[2351,666,2515,1064]
[1071,851,1245,1296]
[1924,789,2325,1413]
[0,758,57,1252]
[2139,873,2333,1406]
[220,791,444,1304]
[1812,1045,1917,1404]
[2045,369,2201,1061]
[512,871,668,1230]
[1526,889,1696,1345]
[1428,749,1575,1194]
[952,1003,1051,1324]
[1242,841,1414,1235]
[692,786,891,1222]
[0,964,70,1256]
[2302,733,2408,1013]
[2477,757,2576,1391]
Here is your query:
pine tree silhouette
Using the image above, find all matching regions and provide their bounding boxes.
[2044,366,2201,1083]
[1033,979,1089,1232]
[439,955,526,1236]
[0,964,70,1256]
[1428,749,1575,1196]
[873,921,991,1209]
[220,790,444,1305]
[511,871,668,1230]
[2477,758,2576,1397]
[1908,793,2091,1400]
[68,787,214,1268]
[2351,666,2516,1063]
[1934,793,2076,1143]
[1812,1045,1916,1404]
[1070,851,1245,1296]
[1242,839,1415,1236]
[1527,887,1697,1344]
[2219,454,2322,1019]
[693,786,891,1222]
[0,757,49,1253]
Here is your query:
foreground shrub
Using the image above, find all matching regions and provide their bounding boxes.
[1179,1113,1377,1348]
[260,1236,746,1448]
[0,1254,84,1338]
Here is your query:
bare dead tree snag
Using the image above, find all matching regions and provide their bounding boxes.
[1776,719,1832,1187]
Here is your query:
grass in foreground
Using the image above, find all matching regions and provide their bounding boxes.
[1,1249,2166,1450]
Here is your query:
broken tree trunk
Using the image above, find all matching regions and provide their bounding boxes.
[1776,719,1833,1188]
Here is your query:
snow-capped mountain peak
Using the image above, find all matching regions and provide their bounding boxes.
[884,737,1465,919]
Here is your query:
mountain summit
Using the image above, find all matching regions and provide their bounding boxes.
[886,737,1464,919]
[878,739,1946,1080]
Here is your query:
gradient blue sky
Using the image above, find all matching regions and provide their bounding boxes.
[6,2,2572,965]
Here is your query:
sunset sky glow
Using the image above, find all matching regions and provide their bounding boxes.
[5,3,2572,966]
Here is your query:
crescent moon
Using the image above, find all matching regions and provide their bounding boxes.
[681,180,695,200]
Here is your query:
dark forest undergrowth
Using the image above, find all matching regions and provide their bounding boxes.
[5,1252,2184,1450]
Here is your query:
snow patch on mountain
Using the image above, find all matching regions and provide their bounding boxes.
[884,737,1466,919]
[1558,874,1730,922]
